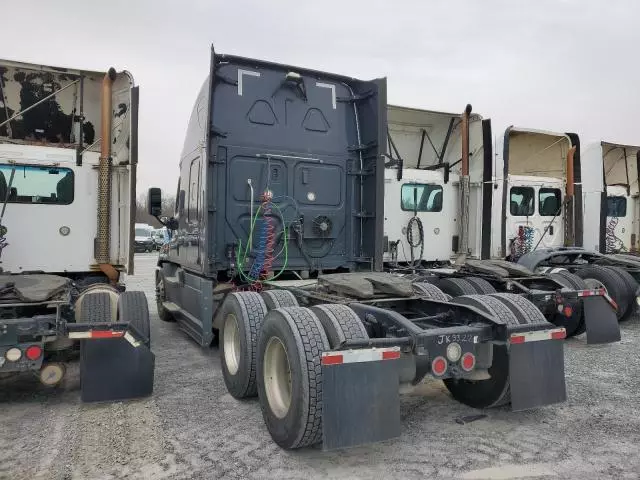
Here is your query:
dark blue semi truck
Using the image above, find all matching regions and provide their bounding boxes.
[148,47,568,450]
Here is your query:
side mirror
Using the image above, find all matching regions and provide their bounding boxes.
[148,187,162,216]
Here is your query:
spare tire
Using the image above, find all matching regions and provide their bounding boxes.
[575,265,629,320]
[436,278,478,297]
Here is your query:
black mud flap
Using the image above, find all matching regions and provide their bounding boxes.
[583,296,621,345]
[509,339,566,411]
[322,355,401,450]
[80,337,155,403]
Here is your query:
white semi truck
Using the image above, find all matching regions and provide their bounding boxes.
[0,59,153,401]
[382,106,619,343]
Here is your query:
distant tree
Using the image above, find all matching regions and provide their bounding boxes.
[135,194,175,227]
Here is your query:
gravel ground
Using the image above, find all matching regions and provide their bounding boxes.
[2,253,640,480]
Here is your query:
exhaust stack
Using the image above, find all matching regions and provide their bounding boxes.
[455,104,472,264]
[564,146,576,246]
[96,68,117,279]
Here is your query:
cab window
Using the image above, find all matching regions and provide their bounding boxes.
[401,184,443,212]
[510,187,534,216]
[539,188,561,216]
[0,164,74,205]
[607,196,627,217]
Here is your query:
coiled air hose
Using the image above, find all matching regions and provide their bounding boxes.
[605,216,626,253]
[406,216,424,266]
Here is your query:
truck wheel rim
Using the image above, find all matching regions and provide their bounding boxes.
[584,278,607,293]
[223,314,241,375]
[264,336,292,419]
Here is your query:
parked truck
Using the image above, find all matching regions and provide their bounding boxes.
[150,48,568,451]
[511,138,640,321]
[0,59,154,401]
[382,106,619,344]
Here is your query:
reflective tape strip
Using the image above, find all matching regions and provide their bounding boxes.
[124,332,141,347]
[68,330,124,339]
[510,328,566,344]
[577,289,618,310]
[321,347,401,366]
[577,288,605,297]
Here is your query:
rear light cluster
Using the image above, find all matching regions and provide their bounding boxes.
[431,342,476,376]
[4,345,42,362]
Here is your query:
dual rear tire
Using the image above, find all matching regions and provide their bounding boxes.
[220,289,546,449]
[218,290,370,449]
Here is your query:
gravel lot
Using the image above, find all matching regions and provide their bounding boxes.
[2,253,640,479]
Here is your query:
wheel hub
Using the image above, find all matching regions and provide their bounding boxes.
[263,336,292,419]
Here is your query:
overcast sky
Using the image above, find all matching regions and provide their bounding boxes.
[3,0,639,193]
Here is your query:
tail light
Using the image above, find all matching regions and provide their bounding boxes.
[446,342,462,362]
[25,345,43,361]
[5,348,21,362]
[431,356,448,376]
[461,352,476,372]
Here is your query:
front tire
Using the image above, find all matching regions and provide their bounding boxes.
[156,273,175,323]
[257,307,329,449]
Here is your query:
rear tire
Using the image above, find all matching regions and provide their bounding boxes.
[436,278,478,297]
[464,277,498,294]
[575,265,629,320]
[257,307,329,449]
[118,291,151,347]
[311,304,368,348]
[605,266,639,320]
[219,292,267,399]
[489,293,548,325]
[548,271,586,337]
[413,282,449,301]
[443,294,520,408]
[80,292,114,375]
[261,290,299,310]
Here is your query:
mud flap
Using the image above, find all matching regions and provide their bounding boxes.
[583,296,621,345]
[509,338,566,411]
[80,337,155,403]
[322,351,401,450]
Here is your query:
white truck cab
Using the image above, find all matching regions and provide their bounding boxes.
[383,105,490,264]
[581,141,639,253]
[492,127,580,259]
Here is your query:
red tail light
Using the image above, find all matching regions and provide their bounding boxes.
[431,356,447,376]
[461,352,476,372]
[25,345,42,361]
[551,329,566,340]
